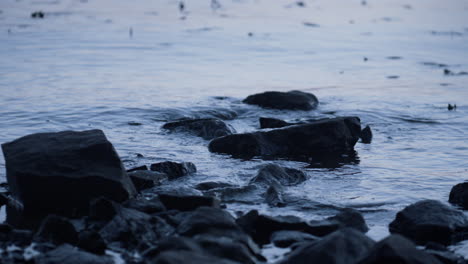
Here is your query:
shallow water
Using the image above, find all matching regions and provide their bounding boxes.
[1,0,468,258]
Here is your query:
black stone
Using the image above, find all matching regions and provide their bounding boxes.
[142,236,204,260]
[209,116,361,159]
[77,230,107,255]
[449,182,468,209]
[278,228,375,264]
[35,215,78,245]
[162,118,233,140]
[243,90,318,110]
[327,208,369,233]
[34,244,114,264]
[31,11,45,18]
[264,185,285,207]
[195,181,235,191]
[1,130,136,227]
[389,200,468,245]
[128,170,167,192]
[360,125,372,144]
[357,235,443,264]
[250,164,308,188]
[271,230,318,248]
[89,197,120,222]
[126,165,148,172]
[123,197,166,214]
[177,207,240,237]
[259,117,292,129]
[150,161,196,180]
[159,194,220,212]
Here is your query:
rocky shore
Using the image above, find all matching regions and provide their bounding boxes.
[1,91,467,263]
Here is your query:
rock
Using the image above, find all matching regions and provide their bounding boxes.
[177,207,239,237]
[264,185,285,207]
[126,165,148,172]
[357,235,443,264]
[271,230,318,248]
[209,116,361,159]
[360,125,372,144]
[278,228,375,264]
[31,11,45,18]
[327,208,369,233]
[259,117,292,129]
[162,118,233,140]
[250,164,308,188]
[35,215,78,245]
[142,236,204,260]
[0,224,33,247]
[151,250,240,264]
[1,130,136,226]
[0,193,8,207]
[150,161,196,180]
[243,90,318,110]
[35,244,114,264]
[449,182,468,209]
[195,181,235,191]
[159,193,220,212]
[99,205,174,251]
[128,170,167,192]
[89,197,120,222]
[123,197,166,214]
[425,248,467,264]
[389,200,468,245]
[77,230,107,255]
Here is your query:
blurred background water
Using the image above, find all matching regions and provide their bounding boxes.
[0,0,468,257]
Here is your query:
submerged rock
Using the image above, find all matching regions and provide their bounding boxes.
[357,235,443,264]
[449,182,468,210]
[278,228,375,264]
[259,117,293,129]
[1,129,136,226]
[360,125,372,144]
[150,161,196,180]
[326,208,369,233]
[162,118,233,140]
[389,200,468,245]
[195,181,235,191]
[243,90,318,110]
[209,116,361,159]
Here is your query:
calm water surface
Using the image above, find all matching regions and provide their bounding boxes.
[1,0,468,259]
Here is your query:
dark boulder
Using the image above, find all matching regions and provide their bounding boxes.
[449,182,468,209]
[123,197,166,214]
[150,161,196,180]
[389,200,468,245]
[159,193,220,212]
[357,235,443,264]
[425,248,467,264]
[271,230,318,248]
[209,116,361,159]
[259,117,292,129]
[0,224,33,247]
[128,170,167,192]
[177,207,239,236]
[34,244,114,264]
[327,208,369,233]
[126,165,148,172]
[162,118,233,140]
[264,185,285,207]
[360,125,372,143]
[278,228,375,264]
[250,164,308,188]
[1,130,136,226]
[35,215,78,245]
[195,181,235,191]
[89,197,120,222]
[151,250,240,264]
[243,90,319,110]
[77,230,107,255]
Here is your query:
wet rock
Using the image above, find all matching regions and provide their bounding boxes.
[99,205,174,251]
[123,197,166,214]
[264,185,285,207]
[151,250,240,264]
[389,200,468,245]
[35,215,78,245]
[1,130,136,226]
[177,207,239,236]
[162,118,233,140]
[126,165,148,172]
[243,90,318,110]
[278,228,375,264]
[271,230,318,248]
[150,161,196,180]
[209,116,361,159]
[159,193,220,211]
[360,125,372,144]
[195,181,235,191]
[0,224,33,247]
[128,170,167,192]
[449,182,468,209]
[425,247,467,264]
[89,197,120,222]
[259,117,292,129]
[31,11,45,18]
[327,208,369,233]
[357,235,443,264]
[251,164,308,189]
[142,236,204,260]
[35,244,114,264]
[77,230,106,255]
[0,193,8,207]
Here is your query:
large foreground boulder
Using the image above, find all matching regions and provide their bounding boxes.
[209,116,361,159]
[243,90,318,110]
[162,118,233,140]
[389,200,468,245]
[1,130,136,226]
[449,182,468,210]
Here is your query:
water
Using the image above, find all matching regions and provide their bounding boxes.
[1,0,468,257]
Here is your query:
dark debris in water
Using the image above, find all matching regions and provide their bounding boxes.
[386,75,399,79]
[386,56,402,60]
[421,61,448,68]
[444,69,468,76]
[430,30,463,37]
[303,22,320,28]
[31,11,45,19]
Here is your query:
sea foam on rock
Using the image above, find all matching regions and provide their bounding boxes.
[1,129,136,227]
[208,116,361,159]
[243,90,319,110]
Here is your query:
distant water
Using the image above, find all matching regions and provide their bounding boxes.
[1,0,468,258]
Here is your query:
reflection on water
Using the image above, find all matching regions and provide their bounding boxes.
[0,0,468,257]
